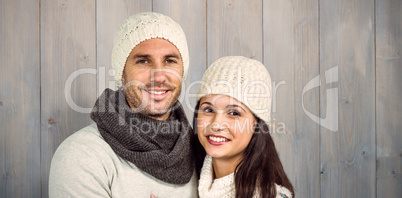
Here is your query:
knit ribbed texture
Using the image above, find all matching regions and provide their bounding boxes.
[111,12,189,88]
[198,155,293,198]
[198,155,235,198]
[90,88,194,184]
[196,56,272,123]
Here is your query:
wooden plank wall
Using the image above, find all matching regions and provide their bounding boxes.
[320,0,376,197]
[0,0,400,197]
[376,0,402,197]
[0,0,40,197]
[264,0,320,197]
[40,1,97,197]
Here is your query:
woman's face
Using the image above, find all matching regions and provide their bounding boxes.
[197,94,257,163]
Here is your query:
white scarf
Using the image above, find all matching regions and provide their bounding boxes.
[198,155,293,198]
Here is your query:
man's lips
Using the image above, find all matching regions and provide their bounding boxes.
[144,89,170,100]
[146,90,168,95]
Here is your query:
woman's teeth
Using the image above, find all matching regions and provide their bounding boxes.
[209,136,228,142]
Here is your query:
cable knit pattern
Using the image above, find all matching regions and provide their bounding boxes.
[198,155,292,198]
[196,56,272,123]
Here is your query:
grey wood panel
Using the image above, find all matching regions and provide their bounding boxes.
[207,0,263,65]
[320,0,376,197]
[0,0,400,196]
[41,0,97,197]
[263,1,320,197]
[376,0,402,197]
[153,0,207,120]
[0,0,40,197]
[96,0,152,94]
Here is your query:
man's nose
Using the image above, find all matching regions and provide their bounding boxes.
[150,63,168,83]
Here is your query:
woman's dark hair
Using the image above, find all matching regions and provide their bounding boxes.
[193,102,294,198]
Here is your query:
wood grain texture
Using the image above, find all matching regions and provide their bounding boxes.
[40,0,97,197]
[263,1,320,197]
[0,0,40,197]
[96,0,152,94]
[320,0,376,197]
[207,0,263,65]
[376,0,402,197]
[153,0,207,120]
[0,0,400,196]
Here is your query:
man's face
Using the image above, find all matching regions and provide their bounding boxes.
[122,38,183,121]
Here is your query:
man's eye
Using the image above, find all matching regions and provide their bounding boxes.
[166,59,177,64]
[228,110,241,116]
[136,59,148,64]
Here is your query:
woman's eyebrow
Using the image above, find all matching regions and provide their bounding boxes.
[200,101,213,106]
[227,104,246,112]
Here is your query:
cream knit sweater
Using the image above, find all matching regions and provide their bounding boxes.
[198,155,292,198]
[49,123,198,198]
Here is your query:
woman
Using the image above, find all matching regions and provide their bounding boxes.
[193,56,294,198]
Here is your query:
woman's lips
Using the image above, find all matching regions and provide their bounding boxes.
[207,135,229,146]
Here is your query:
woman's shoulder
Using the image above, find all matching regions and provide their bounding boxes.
[275,183,292,198]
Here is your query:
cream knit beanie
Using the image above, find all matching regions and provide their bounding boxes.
[196,56,272,123]
[111,12,189,88]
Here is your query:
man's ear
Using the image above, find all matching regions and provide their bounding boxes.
[121,71,125,84]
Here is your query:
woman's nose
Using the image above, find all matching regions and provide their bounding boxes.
[210,114,229,132]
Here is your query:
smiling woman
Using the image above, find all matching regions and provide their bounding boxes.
[197,95,256,179]
[193,56,294,198]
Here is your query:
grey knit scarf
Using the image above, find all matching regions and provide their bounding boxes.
[90,88,194,184]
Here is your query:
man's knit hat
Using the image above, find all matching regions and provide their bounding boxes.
[196,56,272,123]
[111,12,189,88]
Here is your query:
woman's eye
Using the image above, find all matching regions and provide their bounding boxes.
[202,107,214,113]
[228,110,241,116]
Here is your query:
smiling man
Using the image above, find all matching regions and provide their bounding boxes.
[49,12,197,197]
[123,38,184,120]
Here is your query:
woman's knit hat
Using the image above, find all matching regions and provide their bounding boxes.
[196,56,272,123]
[111,12,189,88]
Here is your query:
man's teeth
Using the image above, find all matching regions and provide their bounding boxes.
[148,90,167,95]
[209,136,228,142]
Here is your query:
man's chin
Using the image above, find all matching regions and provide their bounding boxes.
[142,104,172,117]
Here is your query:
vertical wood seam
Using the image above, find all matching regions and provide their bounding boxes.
[374,0,377,193]
[261,0,263,64]
[205,0,208,69]
[95,0,98,96]
[318,0,321,197]
[39,0,42,197]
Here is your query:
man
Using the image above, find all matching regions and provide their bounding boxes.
[49,12,197,197]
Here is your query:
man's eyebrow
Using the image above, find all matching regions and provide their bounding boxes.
[132,54,150,59]
[165,53,181,59]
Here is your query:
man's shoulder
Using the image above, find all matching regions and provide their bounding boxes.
[67,123,102,142]
[62,123,102,144]
[53,123,111,159]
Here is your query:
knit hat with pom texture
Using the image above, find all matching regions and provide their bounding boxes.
[111,12,189,88]
[196,56,272,123]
